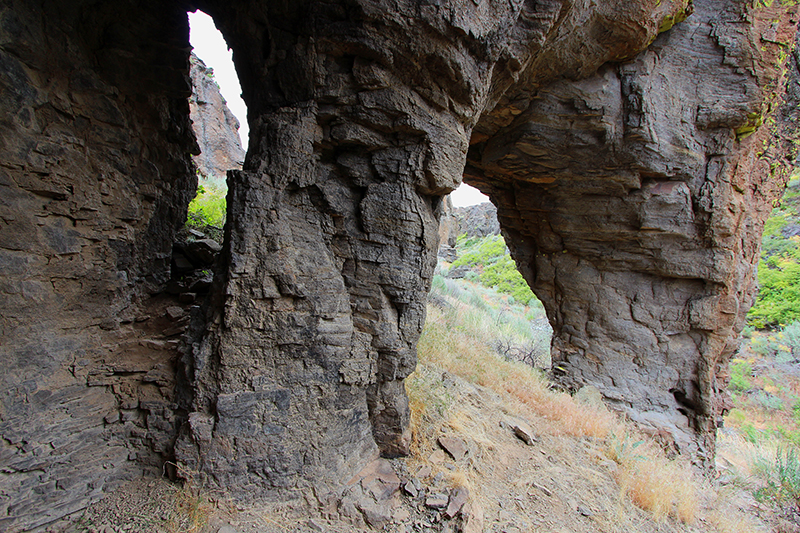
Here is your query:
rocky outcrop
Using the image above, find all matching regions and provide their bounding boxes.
[189,53,245,180]
[1,0,798,529]
[454,203,501,239]
[437,202,500,260]
[464,1,800,464]
[0,1,198,530]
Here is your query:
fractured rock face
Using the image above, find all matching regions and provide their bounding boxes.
[0,1,198,529]
[465,1,800,463]
[1,0,799,529]
[454,203,501,239]
[189,52,245,180]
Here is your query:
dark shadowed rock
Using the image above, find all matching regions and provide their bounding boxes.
[1,0,798,529]
[465,1,800,466]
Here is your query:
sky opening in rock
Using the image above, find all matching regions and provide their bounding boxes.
[189,10,249,151]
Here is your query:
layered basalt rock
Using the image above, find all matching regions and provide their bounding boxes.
[0,1,198,529]
[175,0,696,495]
[465,1,800,464]
[1,0,799,530]
[189,53,245,179]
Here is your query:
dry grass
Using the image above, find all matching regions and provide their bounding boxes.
[414,286,702,525]
[615,456,697,522]
[169,485,215,533]
[167,466,217,533]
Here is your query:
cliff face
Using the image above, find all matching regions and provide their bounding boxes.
[465,1,800,463]
[0,1,198,529]
[189,53,245,180]
[454,203,501,240]
[1,0,799,529]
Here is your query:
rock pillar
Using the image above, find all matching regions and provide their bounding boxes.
[465,0,800,464]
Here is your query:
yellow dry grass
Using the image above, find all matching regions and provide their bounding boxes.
[169,487,214,533]
[413,301,701,525]
[614,457,697,522]
[167,468,216,533]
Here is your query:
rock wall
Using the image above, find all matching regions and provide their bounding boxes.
[464,1,800,463]
[454,203,501,239]
[189,53,245,180]
[1,0,799,529]
[0,1,197,529]
[176,0,694,498]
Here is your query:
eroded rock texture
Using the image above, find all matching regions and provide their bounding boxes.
[189,52,245,179]
[465,1,800,464]
[1,0,799,529]
[174,0,701,496]
[0,1,198,529]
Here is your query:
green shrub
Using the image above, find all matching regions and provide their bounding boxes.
[451,235,536,306]
[450,235,507,269]
[479,254,535,305]
[727,408,747,425]
[753,446,800,512]
[427,274,551,369]
[750,322,800,362]
[186,175,227,231]
[748,257,800,328]
[755,390,785,411]
[743,422,762,444]
[777,426,800,448]
[730,359,753,392]
[749,177,800,328]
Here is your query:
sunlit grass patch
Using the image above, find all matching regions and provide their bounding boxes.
[187,174,227,235]
[414,274,703,524]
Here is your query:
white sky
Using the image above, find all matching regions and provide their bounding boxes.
[188,10,489,207]
[189,11,249,150]
[450,183,489,207]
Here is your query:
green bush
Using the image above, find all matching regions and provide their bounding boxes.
[755,390,785,411]
[748,256,800,328]
[742,422,762,444]
[450,235,507,269]
[186,176,227,231]
[451,235,536,306]
[749,176,800,328]
[479,255,535,305]
[730,359,753,392]
[427,273,551,369]
[750,322,800,362]
[753,446,800,512]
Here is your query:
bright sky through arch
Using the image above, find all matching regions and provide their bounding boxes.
[450,183,489,207]
[188,10,249,151]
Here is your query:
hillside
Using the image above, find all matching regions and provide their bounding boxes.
[748,176,800,329]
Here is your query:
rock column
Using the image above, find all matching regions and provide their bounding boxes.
[465,0,800,464]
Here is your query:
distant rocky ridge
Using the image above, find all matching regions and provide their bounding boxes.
[438,201,500,261]
[189,53,245,179]
[453,203,501,239]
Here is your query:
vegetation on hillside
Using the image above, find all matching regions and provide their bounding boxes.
[186,174,227,240]
[408,275,765,531]
[447,234,537,306]
[748,176,800,328]
[723,325,800,523]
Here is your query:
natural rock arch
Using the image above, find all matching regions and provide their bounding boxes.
[0,0,798,529]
